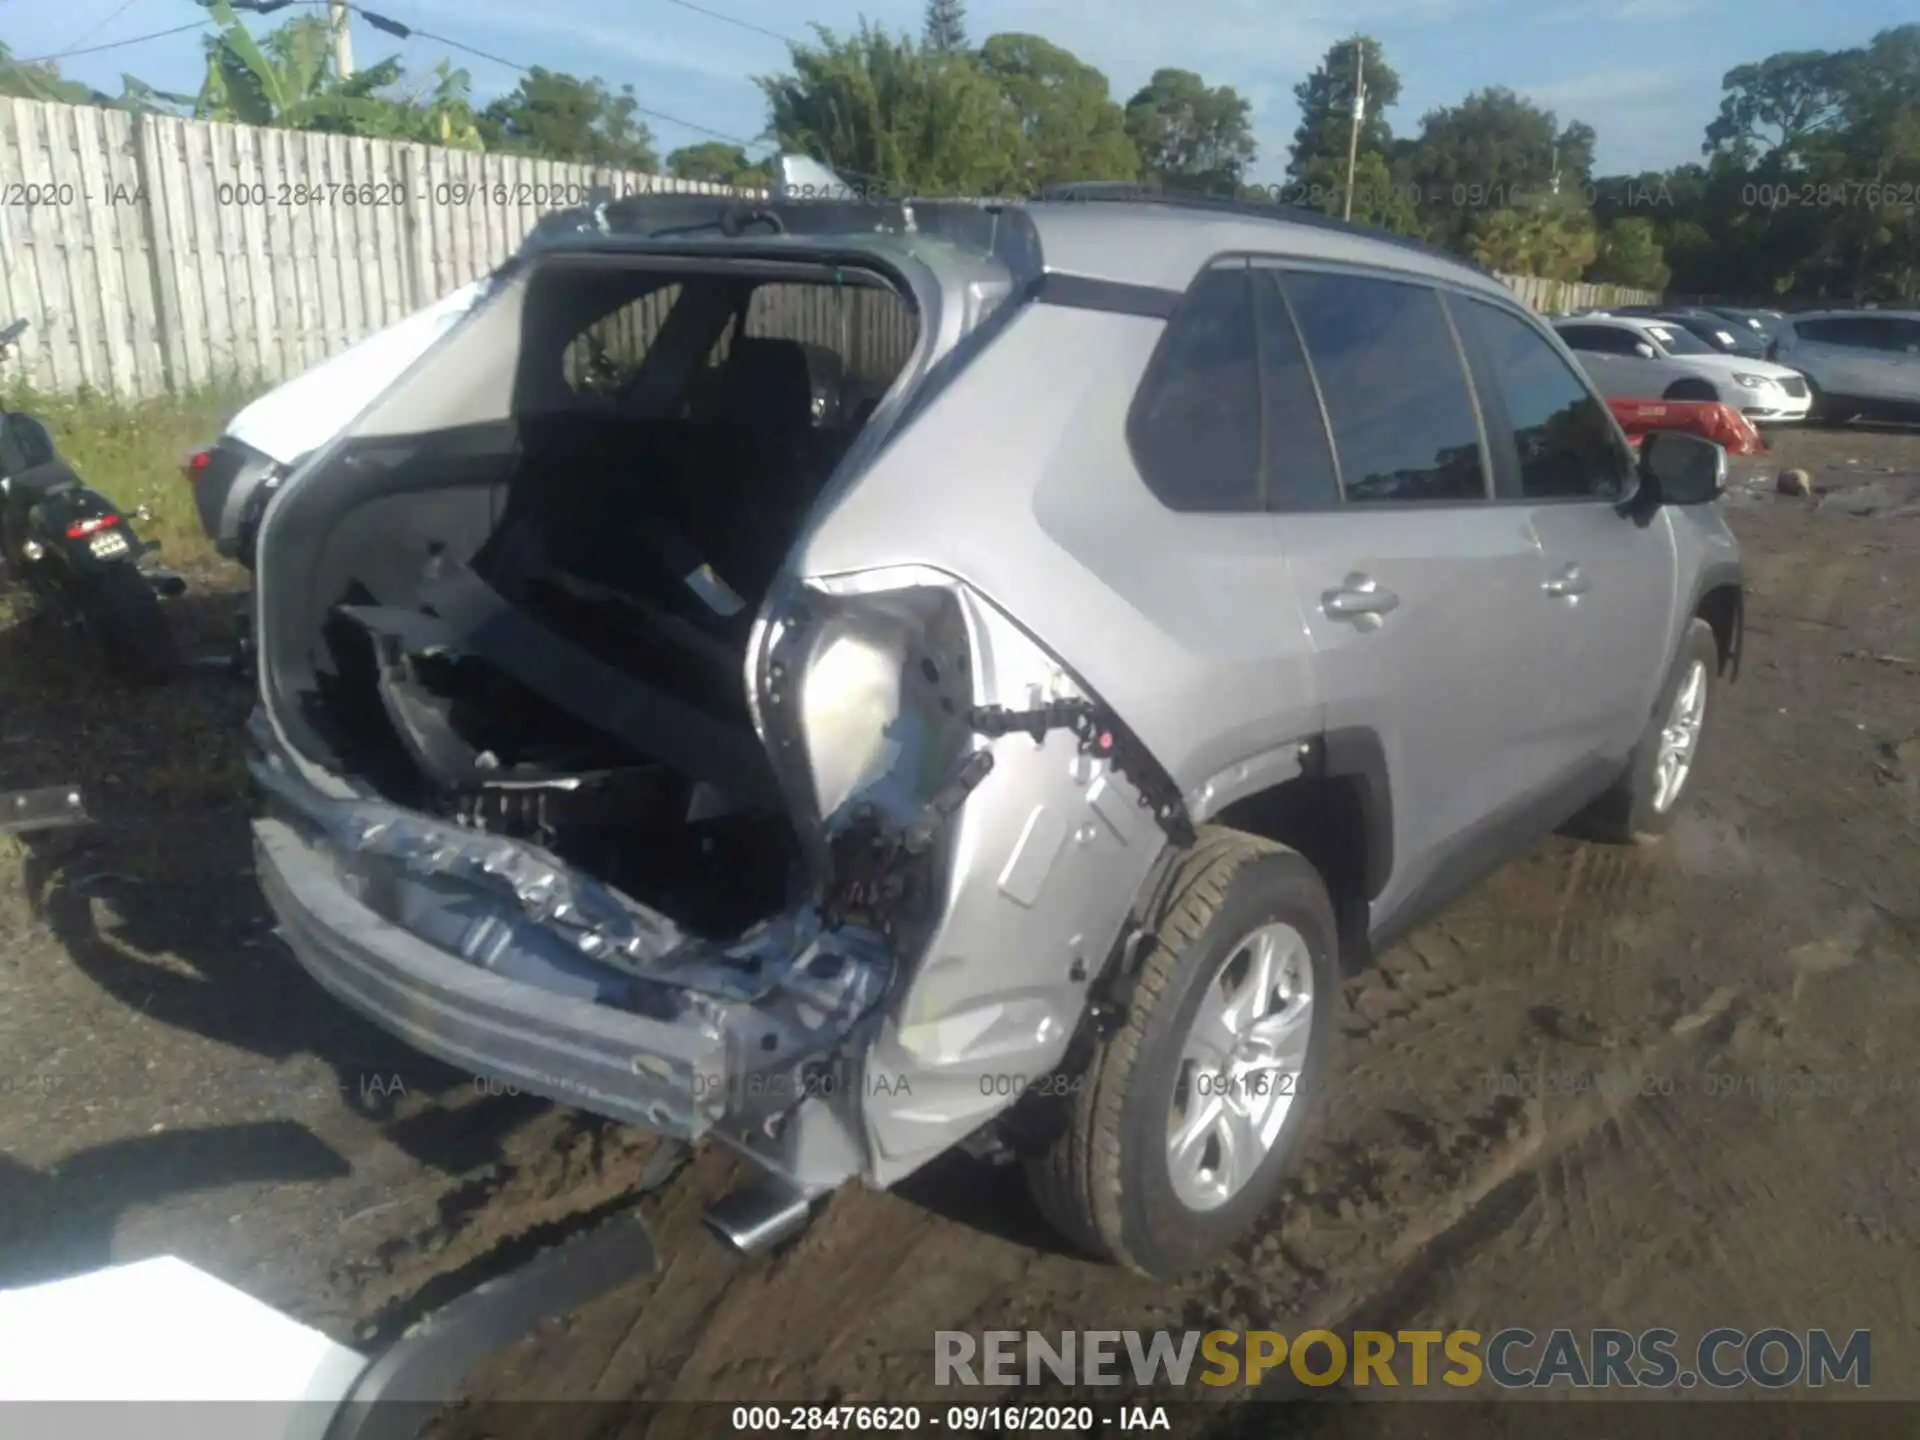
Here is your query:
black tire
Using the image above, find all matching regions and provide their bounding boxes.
[1575,618,1718,845]
[1024,827,1342,1279]
[83,564,181,685]
[1805,379,1857,427]
[1662,378,1719,402]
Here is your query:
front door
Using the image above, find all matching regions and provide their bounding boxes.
[1451,294,1679,769]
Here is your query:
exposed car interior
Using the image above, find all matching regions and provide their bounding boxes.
[274,260,919,939]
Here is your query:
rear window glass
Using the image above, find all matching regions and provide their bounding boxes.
[548,271,917,420]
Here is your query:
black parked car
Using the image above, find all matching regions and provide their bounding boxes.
[1653,309,1772,360]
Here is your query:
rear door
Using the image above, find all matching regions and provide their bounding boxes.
[1453,295,1677,768]
[1255,261,1559,927]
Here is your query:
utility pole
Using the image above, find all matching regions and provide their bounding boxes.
[1342,42,1367,222]
[328,0,354,79]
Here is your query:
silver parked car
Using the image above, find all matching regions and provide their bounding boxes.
[1769,309,1920,424]
[245,167,1745,1279]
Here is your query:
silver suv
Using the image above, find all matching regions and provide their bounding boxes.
[245,175,1744,1279]
[1770,309,1920,424]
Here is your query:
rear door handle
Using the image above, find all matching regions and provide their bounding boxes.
[1321,574,1400,625]
[1543,564,1590,598]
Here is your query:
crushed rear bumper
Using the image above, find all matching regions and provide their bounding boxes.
[247,711,890,1144]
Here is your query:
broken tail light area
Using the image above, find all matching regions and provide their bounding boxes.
[183,446,214,485]
[748,569,1187,1185]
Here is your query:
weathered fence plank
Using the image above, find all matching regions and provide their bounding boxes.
[0,97,1661,398]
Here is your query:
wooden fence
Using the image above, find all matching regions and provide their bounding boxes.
[0,97,1658,399]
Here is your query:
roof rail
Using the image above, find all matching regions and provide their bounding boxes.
[1033,181,1496,279]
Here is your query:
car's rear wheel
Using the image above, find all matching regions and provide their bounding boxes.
[1575,618,1718,845]
[1024,828,1341,1279]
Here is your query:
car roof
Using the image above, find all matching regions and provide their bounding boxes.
[1018,196,1514,301]
[541,186,1518,307]
[1791,307,1920,321]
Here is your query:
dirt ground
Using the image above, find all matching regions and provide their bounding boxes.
[1,423,1917,1433]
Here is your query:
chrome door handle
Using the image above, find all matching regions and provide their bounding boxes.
[1543,565,1589,598]
[1321,574,1400,622]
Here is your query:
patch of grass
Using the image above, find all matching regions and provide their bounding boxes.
[14,381,268,571]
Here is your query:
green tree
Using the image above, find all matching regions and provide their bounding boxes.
[1588,216,1671,290]
[977,34,1137,187]
[1465,199,1597,280]
[923,0,969,54]
[1704,48,1861,162]
[667,141,772,187]
[1123,68,1256,194]
[757,22,1027,195]
[1287,36,1400,187]
[479,67,658,168]
[1402,87,1589,247]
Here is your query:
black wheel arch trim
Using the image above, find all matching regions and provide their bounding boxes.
[1690,560,1745,682]
[1300,727,1394,904]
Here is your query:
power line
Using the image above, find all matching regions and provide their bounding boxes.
[17,22,206,64]
[15,0,775,150]
[58,0,151,59]
[656,0,800,48]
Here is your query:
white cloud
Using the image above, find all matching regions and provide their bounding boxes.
[1522,69,1708,171]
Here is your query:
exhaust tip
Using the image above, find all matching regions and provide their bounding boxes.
[703,1175,815,1256]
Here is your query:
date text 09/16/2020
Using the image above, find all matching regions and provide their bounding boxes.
[729,1405,1173,1432]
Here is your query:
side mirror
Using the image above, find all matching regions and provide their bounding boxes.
[1638,430,1726,506]
[1632,341,1656,359]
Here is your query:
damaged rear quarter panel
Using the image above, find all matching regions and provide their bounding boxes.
[753,567,1173,1186]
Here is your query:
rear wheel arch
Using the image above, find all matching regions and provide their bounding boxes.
[1208,728,1391,971]
[1662,376,1719,402]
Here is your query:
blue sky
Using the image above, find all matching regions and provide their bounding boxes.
[3,0,1911,181]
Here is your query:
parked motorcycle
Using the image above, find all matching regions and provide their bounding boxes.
[0,318,185,684]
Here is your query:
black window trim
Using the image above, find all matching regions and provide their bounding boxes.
[1446,290,1636,509]
[1253,255,1497,510]
[1252,266,1348,507]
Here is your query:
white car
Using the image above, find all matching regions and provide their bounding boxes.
[1552,314,1812,423]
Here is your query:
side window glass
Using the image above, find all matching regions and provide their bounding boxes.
[1128,268,1261,512]
[1459,298,1628,501]
[1282,271,1486,504]
[1251,272,1339,510]
[1889,319,1920,354]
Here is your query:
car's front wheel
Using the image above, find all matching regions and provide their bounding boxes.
[1024,829,1341,1279]
[1576,618,1718,845]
